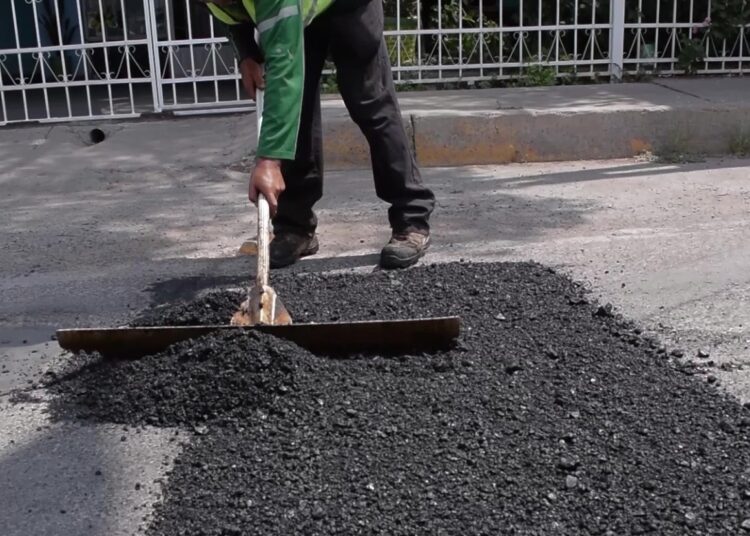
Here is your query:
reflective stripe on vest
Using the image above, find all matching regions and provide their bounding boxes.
[207,0,334,27]
[206,3,252,25]
[241,0,256,22]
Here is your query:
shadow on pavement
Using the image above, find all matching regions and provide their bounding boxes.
[0,412,178,536]
[145,253,381,306]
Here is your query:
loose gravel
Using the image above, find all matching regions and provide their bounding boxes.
[48,262,750,535]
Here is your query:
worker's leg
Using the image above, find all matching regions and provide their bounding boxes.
[273,24,329,238]
[269,20,330,267]
[329,0,435,235]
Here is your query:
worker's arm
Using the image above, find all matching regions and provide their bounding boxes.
[203,2,261,63]
[202,3,265,95]
[254,0,304,160]
[227,22,264,64]
[247,0,304,214]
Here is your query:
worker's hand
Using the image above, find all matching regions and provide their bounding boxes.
[239,57,265,99]
[249,158,285,216]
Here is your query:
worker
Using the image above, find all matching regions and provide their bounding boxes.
[199,0,435,269]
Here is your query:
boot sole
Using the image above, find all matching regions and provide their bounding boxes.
[379,241,430,270]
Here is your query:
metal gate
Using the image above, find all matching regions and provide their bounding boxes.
[149,0,253,115]
[0,0,253,125]
[1,0,159,124]
[1,0,748,126]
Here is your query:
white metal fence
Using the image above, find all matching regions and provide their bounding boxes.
[1,0,748,125]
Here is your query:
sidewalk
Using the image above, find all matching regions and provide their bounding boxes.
[322,77,750,168]
[3,77,746,169]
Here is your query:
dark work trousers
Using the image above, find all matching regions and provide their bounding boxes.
[273,0,436,237]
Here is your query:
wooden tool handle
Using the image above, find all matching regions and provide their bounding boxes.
[256,193,270,288]
[255,88,270,288]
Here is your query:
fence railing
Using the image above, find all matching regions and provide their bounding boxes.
[1,0,748,125]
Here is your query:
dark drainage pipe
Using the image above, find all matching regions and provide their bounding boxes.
[89,128,106,144]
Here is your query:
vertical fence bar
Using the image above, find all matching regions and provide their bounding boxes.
[437,0,442,79]
[609,0,625,80]
[144,0,164,113]
[209,16,219,103]
[0,51,6,124]
[589,0,596,75]
[9,0,30,120]
[738,26,748,76]
[52,0,73,118]
[654,0,661,67]
[670,0,678,71]
[498,0,503,79]
[689,0,695,42]
[74,0,95,117]
[165,0,177,106]
[537,0,542,62]
[184,0,199,104]
[478,0,483,78]
[694,0,708,74]
[0,48,6,124]
[234,54,242,101]
[554,0,560,73]
[703,0,713,69]
[458,0,463,78]
[714,0,727,73]
[518,0,524,69]
[29,0,52,119]
[416,0,422,82]
[229,3,242,103]
[634,0,642,72]
[232,27,242,103]
[118,0,136,114]
[0,72,5,125]
[396,0,402,82]
[96,0,115,115]
[573,0,578,75]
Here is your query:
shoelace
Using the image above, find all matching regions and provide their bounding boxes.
[391,232,425,247]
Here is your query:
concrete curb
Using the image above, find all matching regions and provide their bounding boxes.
[3,78,747,171]
[321,78,750,169]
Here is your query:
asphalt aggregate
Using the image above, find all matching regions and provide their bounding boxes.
[47,262,750,535]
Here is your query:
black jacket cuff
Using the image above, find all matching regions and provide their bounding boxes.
[228,22,264,64]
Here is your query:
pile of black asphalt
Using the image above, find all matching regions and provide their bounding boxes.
[47,262,750,535]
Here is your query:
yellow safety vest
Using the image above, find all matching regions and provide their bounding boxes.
[207,0,336,160]
[207,0,334,27]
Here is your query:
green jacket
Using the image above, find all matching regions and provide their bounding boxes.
[206,0,336,160]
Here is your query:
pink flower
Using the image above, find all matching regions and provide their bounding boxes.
[694,16,711,33]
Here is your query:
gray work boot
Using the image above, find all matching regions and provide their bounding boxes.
[380,230,430,269]
[270,232,319,268]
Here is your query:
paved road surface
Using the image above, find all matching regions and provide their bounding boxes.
[1,120,748,534]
